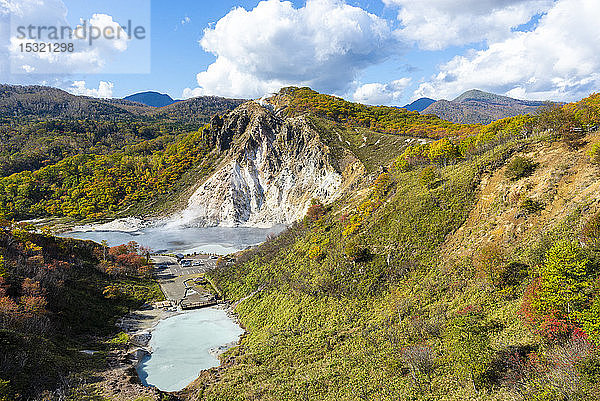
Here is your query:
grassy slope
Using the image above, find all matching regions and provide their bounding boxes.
[181,129,600,400]
[310,117,417,174]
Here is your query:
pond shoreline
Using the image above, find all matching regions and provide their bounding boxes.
[120,262,246,393]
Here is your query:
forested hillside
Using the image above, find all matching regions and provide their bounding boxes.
[0,86,247,222]
[271,87,479,138]
[0,127,221,220]
[0,119,195,177]
[0,85,244,123]
[179,93,600,401]
[0,221,162,400]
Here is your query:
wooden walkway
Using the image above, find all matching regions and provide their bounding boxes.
[180,300,220,310]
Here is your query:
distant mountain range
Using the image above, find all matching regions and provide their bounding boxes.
[402,97,435,112]
[421,89,551,124]
[123,91,177,108]
[0,85,554,128]
[0,85,246,123]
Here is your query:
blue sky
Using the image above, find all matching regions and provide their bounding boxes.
[2,0,599,105]
[63,0,478,103]
[69,0,262,97]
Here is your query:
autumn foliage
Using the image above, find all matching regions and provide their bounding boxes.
[279,87,480,139]
[0,222,151,333]
[97,241,151,277]
[520,241,600,345]
[305,199,326,222]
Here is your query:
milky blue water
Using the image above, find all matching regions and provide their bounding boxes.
[63,224,284,254]
[136,307,245,392]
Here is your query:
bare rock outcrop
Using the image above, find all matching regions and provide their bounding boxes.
[170,102,361,227]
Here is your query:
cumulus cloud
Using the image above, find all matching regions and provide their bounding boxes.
[352,78,411,105]
[385,0,554,50]
[67,80,114,98]
[184,0,399,99]
[414,0,600,101]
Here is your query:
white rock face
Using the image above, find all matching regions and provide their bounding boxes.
[168,102,346,228]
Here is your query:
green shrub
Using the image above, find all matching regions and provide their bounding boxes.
[521,198,544,214]
[533,241,592,320]
[107,331,130,346]
[505,156,537,180]
[444,311,498,390]
[579,296,600,346]
[418,165,442,189]
[344,241,371,263]
[589,143,600,164]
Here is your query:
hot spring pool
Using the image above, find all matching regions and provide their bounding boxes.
[136,307,244,392]
[62,224,284,254]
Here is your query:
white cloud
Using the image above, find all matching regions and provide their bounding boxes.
[415,0,600,101]
[352,78,411,105]
[67,80,114,98]
[385,0,554,50]
[181,16,191,25]
[184,0,398,99]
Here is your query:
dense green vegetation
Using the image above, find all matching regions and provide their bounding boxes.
[0,119,196,177]
[504,156,537,181]
[0,221,162,400]
[0,126,220,220]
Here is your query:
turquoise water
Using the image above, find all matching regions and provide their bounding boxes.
[136,307,244,392]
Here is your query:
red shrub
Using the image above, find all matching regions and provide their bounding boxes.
[520,278,585,343]
[306,201,326,222]
[21,278,42,297]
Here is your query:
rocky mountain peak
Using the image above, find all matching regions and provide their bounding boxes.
[207,101,280,152]
[169,101,356,227]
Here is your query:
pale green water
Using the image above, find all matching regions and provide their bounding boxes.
[136,307,244,392]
